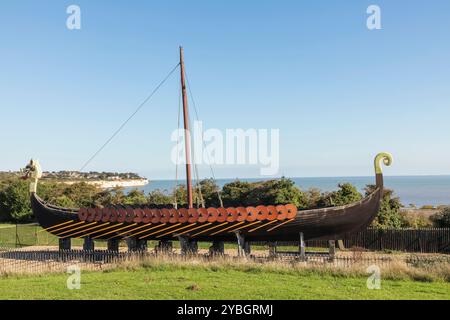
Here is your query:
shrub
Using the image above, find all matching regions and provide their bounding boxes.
[147,189,173,206]
[222,178,308,208]
[243,178,308,208]
[400,212,433,228]
[431,207,450,228]
[221,180,253,207]
[317,183,362,207]
[123,189,147,205]
[0,179,32,222]
[366,185,403,229]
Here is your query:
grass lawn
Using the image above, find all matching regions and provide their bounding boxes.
[0,265,449,300]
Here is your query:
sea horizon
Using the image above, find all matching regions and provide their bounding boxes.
[142,174,450,181]
[125,175,450,207]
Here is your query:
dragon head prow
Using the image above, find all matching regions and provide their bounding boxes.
[22,159,43,193]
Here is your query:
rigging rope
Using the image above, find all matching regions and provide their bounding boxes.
[173,81,182,209]
[190,123,205,208]
[185,97,204,208]
[184,89,205,209]
[79,63,180,172]
[185,70,224,207]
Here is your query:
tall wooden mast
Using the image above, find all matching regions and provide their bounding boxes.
[179,46,194,208]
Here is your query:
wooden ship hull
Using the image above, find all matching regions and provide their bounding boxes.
[30,171,385,242]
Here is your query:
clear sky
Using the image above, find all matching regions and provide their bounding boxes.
[1,0,449,179]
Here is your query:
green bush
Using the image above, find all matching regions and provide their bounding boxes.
[400,212,433,228]
[0,179,31,222]
[147,189,174,206]
[366,185,403,229]
[221,180,253,207]
[431,207,450,228]
[244,178,308,208]
[318,183,362,207]
[222,178,308,208]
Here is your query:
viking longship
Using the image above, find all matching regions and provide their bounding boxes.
[23,47,393,252]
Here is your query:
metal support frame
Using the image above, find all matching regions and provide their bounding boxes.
[83,237,95,251]
[107,239,120,252]
[209,241,225,256]
[268,241,277,258]
[235,232,251,257]
[137,239,148,252]
[156,240,173,254]
[299,232,306,258]
[59,238,71,251]
[178,236,198,255]
[127,238,148,252]
[126,238,137,252]
[328,240,336,261]
[179,236,189,255]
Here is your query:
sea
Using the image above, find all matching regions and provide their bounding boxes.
[125,176,450,207]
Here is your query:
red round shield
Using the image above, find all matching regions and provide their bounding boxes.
[160,208,171,223]
[125,207,135,223]
[133,208,144,223]
[142,208,152,224]
[94,207,103,222]
[109,208,118,223]
[246,207,258,222]
[276,205,288,221]
[197,208,208,223]
[207,207,218,223]
[256,205,269,221]
[217,207,227,223]
[178,208,189,223]
[78,208,88,221]
[266,205,278,221]
[169,208,179,223]
[236,207,248,222]
[285,204,297,219]
[101,207,111,223]
[188,208,199,223]
[87,208,96,222]
[226,207,238,222]
[151,209,161,224]
[117,207,127,223]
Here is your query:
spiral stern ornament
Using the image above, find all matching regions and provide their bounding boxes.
[374,152,393,187]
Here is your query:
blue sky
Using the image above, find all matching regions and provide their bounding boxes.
[1,0,449,179]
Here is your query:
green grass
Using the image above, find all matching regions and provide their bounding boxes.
[0,264,449,300]
[0,224,110,248]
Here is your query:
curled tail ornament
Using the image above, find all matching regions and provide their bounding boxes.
[374,152,393,188]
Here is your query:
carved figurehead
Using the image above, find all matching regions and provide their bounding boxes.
[22,159,43,193]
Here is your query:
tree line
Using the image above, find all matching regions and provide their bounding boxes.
[0,177,448,228]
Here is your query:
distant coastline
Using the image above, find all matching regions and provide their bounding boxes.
[63,179,149,189]
[125,176,450,207]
